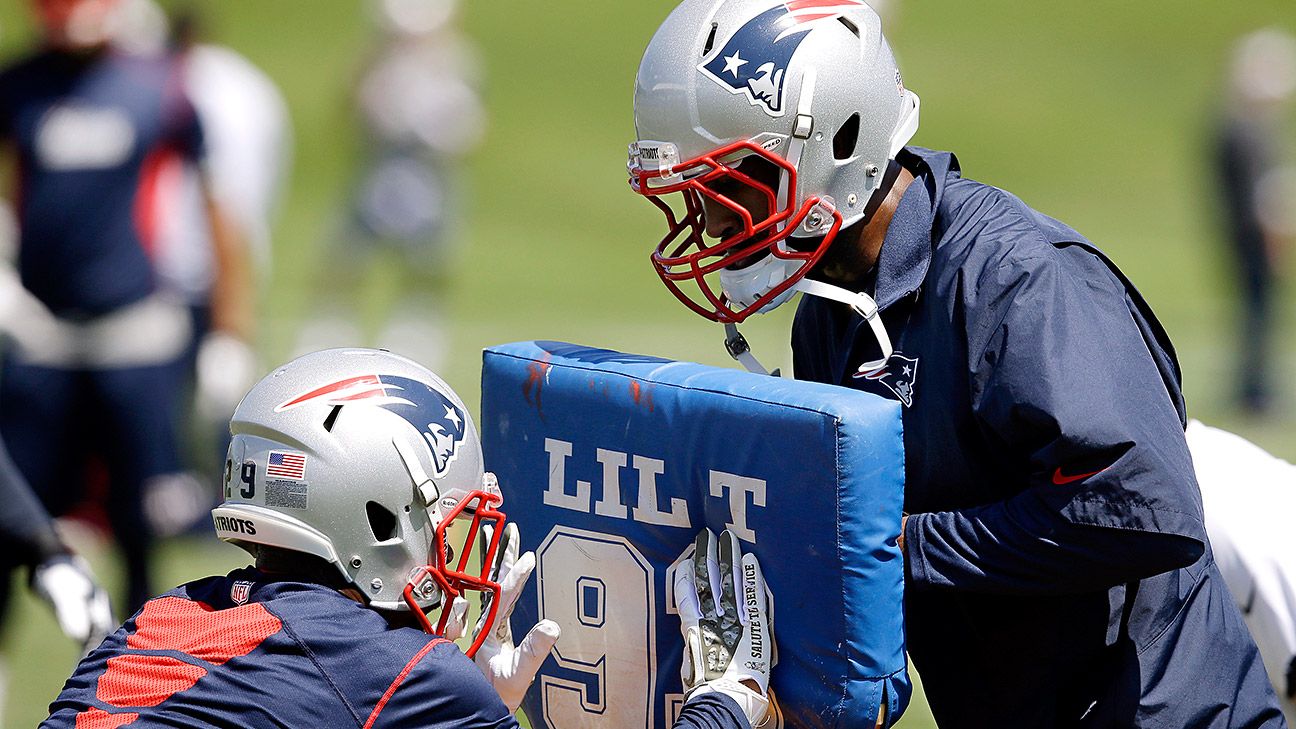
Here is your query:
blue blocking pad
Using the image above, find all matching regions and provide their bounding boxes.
[480,341,909,728]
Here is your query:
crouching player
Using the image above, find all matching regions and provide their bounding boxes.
[1189,420,1296,725]
[42,349,774,729]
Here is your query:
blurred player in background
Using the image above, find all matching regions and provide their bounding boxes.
[627,0,1284,725]
[0,433,112,727]
[0,0,254,613]
[1211,28,1296,416]
[297,0,484,370]
[43,349,773,729]
[111,0,291,535]
[1189,421,1296,725]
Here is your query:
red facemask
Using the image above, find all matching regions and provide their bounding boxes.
[402,489,505,658]
[629,139,842,323]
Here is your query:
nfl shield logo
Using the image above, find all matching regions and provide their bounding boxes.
[231,580,253,606]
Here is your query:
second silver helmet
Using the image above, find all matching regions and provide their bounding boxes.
[212,348,506,654]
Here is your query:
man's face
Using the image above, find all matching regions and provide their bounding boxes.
[698,156,781,250]
[33,0,120,50]
[699,155,841,275]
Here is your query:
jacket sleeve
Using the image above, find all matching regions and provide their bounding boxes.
[905,246,1206,594]
[0,435,65,571]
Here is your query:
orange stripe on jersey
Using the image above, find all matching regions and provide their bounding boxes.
[73,595,285,724]
[125,596,283,664]
[97,655,207,708]
[74,706,140,728]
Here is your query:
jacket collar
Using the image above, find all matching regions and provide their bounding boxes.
[870,147,958,310]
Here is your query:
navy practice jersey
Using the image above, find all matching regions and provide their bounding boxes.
[43,568,751,729]
[0,49,203,317]
[792,148,1286,728]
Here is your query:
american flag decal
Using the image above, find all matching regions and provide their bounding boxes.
[267,451,307,480]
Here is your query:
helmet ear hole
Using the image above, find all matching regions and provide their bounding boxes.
[323,405,342,432]
[366,501,399,542]
[833,113,861,160]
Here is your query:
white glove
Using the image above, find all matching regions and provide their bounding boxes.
[465,523,561,713]
[671,529,775,727]
[196,332,258,423]
[442,593,471,642]
[31,555,114,654]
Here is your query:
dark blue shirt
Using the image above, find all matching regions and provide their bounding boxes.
[0,49,203,317]
[43,567,750,729]
[792,148,1284,727]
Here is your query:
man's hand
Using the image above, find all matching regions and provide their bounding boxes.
[451,523,561,713]
[31,555,114,655]
[195,331,258,422]
[671,529,775,727]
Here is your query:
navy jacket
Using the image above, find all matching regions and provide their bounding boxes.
[44,568,751,729]
[793,148,1284,727]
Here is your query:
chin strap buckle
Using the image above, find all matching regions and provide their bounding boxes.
[724,323,781,378]
[724,327,751,359]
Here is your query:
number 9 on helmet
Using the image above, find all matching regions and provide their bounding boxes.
[211,348,506,657]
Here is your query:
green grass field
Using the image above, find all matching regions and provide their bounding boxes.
[1,0,1293,725]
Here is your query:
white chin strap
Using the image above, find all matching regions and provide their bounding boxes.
[723,73,909,380]
[776,68,817,235]
[723,277,893,378]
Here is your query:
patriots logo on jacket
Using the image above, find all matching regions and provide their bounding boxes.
[855,353,919,407]
[277,375,468,477]
[699,0,869,116]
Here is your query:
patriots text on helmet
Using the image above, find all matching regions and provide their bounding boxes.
[213,515,257,536]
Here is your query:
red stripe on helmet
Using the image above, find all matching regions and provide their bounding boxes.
[276,374,385,411]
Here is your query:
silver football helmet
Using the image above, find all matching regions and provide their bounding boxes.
[629,0,919,322]
[212,348,505,654]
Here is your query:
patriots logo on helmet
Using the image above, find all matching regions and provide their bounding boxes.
[277,374,468,477]
[699,0,869,116]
